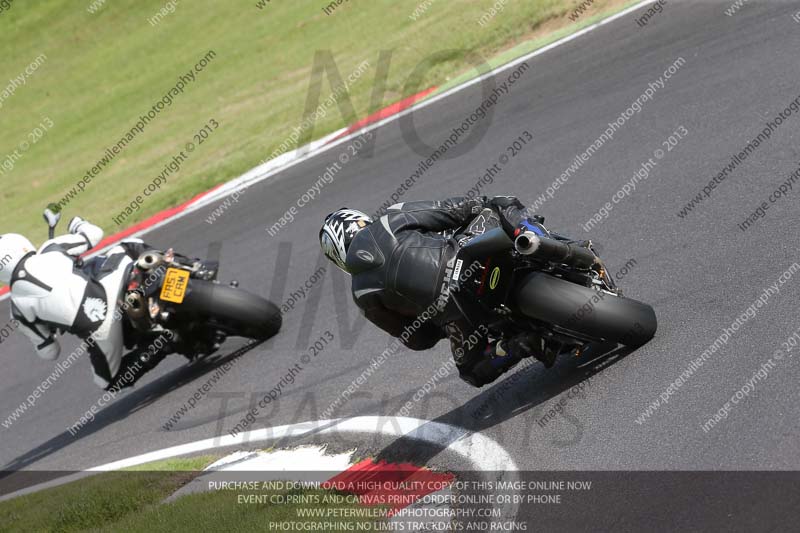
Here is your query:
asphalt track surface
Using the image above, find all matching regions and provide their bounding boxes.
[2,0,800,488]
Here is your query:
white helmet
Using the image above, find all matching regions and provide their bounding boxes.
[319,208,373,272]
[0,234,36,285]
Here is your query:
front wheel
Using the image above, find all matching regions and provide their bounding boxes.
[179,280,282,340]
[515,272,656,347]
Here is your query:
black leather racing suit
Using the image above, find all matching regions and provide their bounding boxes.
[345,196,528,386]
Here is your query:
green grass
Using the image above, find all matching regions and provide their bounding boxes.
[0,455,218,532]
[0,455,381,532]
[432,0,642,96]
[0,0,632,242]
[104,487,380,533]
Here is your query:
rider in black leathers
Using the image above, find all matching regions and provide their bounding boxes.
[319,196,556,387]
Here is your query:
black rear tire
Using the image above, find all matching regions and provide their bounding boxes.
[180,280,282,340]
[515,272,656,347]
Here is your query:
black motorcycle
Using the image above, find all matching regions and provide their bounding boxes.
[450,220,657,361]
[119,247,282,364]
[44,206,282,380]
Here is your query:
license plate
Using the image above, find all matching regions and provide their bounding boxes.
[160,268,190,304]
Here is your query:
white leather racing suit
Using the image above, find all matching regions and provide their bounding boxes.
[9,219,138,388]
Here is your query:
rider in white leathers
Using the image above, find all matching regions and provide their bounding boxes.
[0,218,143,390]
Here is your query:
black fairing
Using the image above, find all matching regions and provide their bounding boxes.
[460,227,513,257]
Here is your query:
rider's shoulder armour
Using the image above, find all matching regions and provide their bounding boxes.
[10,254,57,298]
[345,227,385,275]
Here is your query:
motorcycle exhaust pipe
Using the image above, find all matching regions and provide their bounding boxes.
[137,251,164,271]
[515,232,597,270]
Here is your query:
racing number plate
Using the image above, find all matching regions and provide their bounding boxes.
[160,268,190,304]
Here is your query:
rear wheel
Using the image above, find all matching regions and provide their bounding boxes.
[179,279,282,340]
[515,272,656,347]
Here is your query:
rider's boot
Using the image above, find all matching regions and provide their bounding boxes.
[461,341,522,387]
[465,331,560,387]
[105,354,140,392]
[506,332,557,368]
[104,349,160,392]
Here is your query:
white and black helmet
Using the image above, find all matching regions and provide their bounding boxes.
[0,233,36,285]
[319,208,373,272]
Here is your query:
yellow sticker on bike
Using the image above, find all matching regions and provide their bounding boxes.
[160,268,190,304]
[489,267,501,290]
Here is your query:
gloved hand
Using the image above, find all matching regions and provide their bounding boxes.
[67,217,104,249]
[486,196,524,211]
[43,206,61,229]
[514,216,547,238]
[68,216,87,234]
[484,196,526,237]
